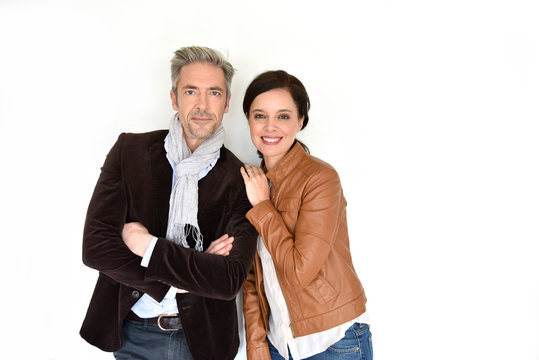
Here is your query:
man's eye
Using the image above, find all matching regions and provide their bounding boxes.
[185,90,195,95]
[210,91,220,96]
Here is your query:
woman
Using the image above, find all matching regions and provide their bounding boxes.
[240,70,373,360]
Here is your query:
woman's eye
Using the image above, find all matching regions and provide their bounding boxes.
[278,114,290,120]
[254,114,265,119]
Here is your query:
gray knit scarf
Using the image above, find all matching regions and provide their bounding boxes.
[164,113,225,251]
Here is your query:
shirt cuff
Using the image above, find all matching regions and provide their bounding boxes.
[140,236,158,268]
[164,285,178,299]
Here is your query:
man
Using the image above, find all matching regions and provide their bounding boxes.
[80,46,258,360]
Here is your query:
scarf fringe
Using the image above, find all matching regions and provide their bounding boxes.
[169,223,204,252]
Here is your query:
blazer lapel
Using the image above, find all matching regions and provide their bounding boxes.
[197,147,224,213]
[149,140,172,238]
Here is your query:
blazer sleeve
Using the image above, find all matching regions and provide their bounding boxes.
[144,169,259,301]
[82,133,169,301]
[246,167,344,290]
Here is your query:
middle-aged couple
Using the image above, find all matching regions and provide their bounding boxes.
[80,46,372,360]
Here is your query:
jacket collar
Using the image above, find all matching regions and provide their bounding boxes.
[264,141,307,184]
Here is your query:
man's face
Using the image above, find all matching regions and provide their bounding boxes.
[170,62,230,151]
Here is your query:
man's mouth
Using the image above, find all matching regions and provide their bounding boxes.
[191,112,213,122]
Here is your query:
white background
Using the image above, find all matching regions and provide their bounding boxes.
[1,0,538,359]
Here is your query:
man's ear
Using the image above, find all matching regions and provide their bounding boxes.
[170,90,179,111]
[224,92,231,113]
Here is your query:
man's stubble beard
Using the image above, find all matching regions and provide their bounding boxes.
[181,109,219,141]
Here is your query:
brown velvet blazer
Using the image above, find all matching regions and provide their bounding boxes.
[80,130,258,360]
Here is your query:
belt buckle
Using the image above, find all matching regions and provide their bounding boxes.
[157,314,179,331]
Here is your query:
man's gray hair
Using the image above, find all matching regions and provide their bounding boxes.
[170,46,235,97]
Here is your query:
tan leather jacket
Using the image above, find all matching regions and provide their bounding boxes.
[243,142,367,359]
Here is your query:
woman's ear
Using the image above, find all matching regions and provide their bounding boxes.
[298,116,305,131]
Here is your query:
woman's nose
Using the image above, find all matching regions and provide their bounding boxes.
[264,117,277,131]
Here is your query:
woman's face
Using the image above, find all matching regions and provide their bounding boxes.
[247,88,304,170]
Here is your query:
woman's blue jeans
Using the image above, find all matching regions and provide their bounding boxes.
[268,323,373,360]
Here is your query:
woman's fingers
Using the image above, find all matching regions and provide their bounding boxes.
[240,163,270,206]
[240,166,249,183]
[242,163,264,179]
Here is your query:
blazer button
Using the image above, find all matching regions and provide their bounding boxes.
[131,290,140,299]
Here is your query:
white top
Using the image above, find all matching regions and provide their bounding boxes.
[257,237,369,359]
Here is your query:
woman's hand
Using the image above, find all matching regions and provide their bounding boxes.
[240,163,270,207]
[122,222,154,257]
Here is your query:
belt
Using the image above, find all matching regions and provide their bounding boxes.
[126,311,181,331]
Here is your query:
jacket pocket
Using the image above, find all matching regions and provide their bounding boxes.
[276,198,301,233]
[306,276,337,307]
[276,197,300,211]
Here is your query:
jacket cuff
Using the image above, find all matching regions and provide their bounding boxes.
[246,200,275,228]
[246,343,271,360]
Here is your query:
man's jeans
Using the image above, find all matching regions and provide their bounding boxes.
[113,319,192,360]
[268,323,373,360]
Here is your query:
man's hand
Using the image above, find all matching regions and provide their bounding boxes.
[205,234,234,256]
[122,222,154,257]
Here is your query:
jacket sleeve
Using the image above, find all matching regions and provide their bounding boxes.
[243,261,271,360]
[82,133,170,301]
[144,176,259,301]
[246,167,344,290]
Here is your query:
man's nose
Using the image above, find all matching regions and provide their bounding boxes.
[197,94,209,110]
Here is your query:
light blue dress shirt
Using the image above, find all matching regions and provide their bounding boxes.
[131,134,219,318]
